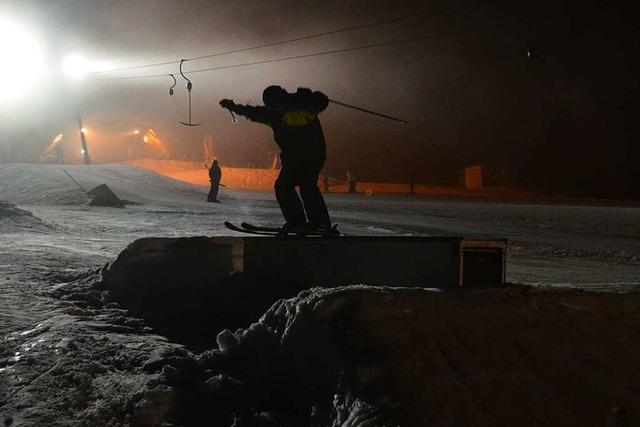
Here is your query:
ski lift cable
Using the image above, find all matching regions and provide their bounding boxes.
[86,11,432,75]
[94,24,502,82]
[185,12,427,62]
[91,10,569,82]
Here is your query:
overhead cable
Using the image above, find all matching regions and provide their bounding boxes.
[88,12,426,75]
[93,23,502,81]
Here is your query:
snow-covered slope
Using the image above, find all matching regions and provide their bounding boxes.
[0,163,209,206]
[0,162,638,288]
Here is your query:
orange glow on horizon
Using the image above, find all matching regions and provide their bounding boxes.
[142,128,169,158]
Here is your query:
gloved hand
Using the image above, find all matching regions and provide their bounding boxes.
[219,99,235,109]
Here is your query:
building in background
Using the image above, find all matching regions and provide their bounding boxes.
[464,165,482,190]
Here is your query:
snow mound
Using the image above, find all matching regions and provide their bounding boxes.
[0,163,209,206]
[48,245,640,426]
[193,285,640,426]
[0,200,52,232]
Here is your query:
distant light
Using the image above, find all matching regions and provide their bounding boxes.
[80,149,86,154]
[80,127,87,134]
[52,133,64,144]
[143,135,149,143]
[526,46,536,60]
[0,16,43,102]
[133,129,140,135]
[62,54,111,80]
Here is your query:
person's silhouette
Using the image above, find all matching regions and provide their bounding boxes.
[207,159,222,203]
[220,86,332,231]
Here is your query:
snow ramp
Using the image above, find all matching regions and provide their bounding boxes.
[0,163,208,206]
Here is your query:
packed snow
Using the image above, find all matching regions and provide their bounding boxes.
[1,162,639,425]
[1,162,638,288]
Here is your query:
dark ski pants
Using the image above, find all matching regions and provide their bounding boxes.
[275,157,330,227]
[207,182,219,202]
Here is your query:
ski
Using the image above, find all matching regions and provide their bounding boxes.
[240,222,282,233]
[225,221,342,237]
[241,222,341,237]
[241,222,341,235]
[224,221,278,236]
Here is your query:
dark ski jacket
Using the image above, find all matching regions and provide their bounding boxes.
[209,164,221,183]
[229,89,329,161]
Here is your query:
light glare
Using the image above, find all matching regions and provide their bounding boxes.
[62,54,112,80]
[0,16,43,103]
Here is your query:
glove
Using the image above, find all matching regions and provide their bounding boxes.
[219,99,235,109]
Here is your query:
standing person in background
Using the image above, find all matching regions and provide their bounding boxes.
[207,159,222,203]
[219,85,334,233]
[347,171,357,193]
[54,143,64,164]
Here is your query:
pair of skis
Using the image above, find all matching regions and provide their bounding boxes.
[224,221,341,237]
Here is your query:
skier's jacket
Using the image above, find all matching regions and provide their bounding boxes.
[209,164,221,182]
[229,89,329,161]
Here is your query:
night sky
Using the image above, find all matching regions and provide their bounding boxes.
[1,0,638,197]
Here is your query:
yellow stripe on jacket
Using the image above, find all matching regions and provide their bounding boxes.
[282,110,316,126]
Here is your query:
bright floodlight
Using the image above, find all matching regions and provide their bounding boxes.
[0,16,43,102]
[62,54,89,79]
[62,54,111,80]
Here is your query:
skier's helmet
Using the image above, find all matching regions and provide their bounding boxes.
[262,85,286,107]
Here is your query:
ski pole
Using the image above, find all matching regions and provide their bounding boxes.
[329,99,408,124]
[62,169,89,194]
[228,109,237,123]
[203,163,226,186]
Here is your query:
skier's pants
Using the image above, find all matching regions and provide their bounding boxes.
[274,156,330,227]
[207,182,219,202]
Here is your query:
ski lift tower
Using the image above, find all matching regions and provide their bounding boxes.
[77,110,91,165]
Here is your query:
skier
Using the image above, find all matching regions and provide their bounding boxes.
[207,159,222,203]
[219,85,333,232]
[54,143,64,164]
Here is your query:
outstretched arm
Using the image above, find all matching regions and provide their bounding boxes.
[219,99,272,125]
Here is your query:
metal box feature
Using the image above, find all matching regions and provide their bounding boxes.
[221,236,507,289]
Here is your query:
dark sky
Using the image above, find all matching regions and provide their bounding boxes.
[1,0,638,197]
